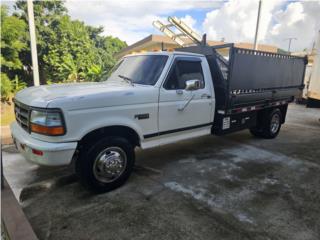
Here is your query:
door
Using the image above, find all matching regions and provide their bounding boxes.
[158,56,213,133]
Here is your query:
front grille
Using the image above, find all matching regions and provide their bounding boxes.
[14,100,30,132]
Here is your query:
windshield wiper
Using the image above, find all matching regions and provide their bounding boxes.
[118,75,134,86]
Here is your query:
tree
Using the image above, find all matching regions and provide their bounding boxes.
[43,16,101,82]
[14,0,67,84]
[87,26,127,76]
[0,5,27,101]
[1,5,27,72]
[42,16,127,82]
[96,36,127,74]
[1,0,127,90]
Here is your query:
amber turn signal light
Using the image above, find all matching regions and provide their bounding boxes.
[30,123,65,136]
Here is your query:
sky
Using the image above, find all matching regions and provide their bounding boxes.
[5,0,320,51]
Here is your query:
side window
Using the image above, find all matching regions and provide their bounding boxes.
[164,60,204,90]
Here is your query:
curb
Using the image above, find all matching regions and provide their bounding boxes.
[1,178,39,240]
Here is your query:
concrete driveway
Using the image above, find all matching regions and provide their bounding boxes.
[2,104,320,240]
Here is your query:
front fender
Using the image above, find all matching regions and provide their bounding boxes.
[77,117,144,141]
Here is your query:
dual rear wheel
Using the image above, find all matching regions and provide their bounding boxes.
[250,108,282,139]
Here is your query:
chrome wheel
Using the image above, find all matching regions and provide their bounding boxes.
[93,147,127,183]
[270,113,280,134]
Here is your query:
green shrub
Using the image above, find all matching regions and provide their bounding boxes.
[12,75,27,93]
[1,73,13,103]
[0,74,27,103]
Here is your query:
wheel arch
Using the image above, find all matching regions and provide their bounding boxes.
[278,104,288,124]
[256,104,288,125]
[78,125,141,149]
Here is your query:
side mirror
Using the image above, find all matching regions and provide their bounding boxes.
[185,79,201,91]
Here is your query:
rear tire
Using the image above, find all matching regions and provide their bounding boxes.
[75,137,135,193]
[250,108,282,139]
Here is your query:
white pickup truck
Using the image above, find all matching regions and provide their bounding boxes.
[11,44,307,192]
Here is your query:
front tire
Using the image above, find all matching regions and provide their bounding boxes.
[250,108,282,139]
[76,137,135,193]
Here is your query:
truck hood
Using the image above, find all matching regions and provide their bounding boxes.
[15,81,157,109]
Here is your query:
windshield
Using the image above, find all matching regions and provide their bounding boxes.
[105,55,168,85]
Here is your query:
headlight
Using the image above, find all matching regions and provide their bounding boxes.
[30,109,65,136]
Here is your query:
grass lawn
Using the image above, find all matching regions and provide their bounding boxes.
[1,102,15,126]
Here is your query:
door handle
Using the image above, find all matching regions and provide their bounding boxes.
[201,93,211,99]
[176,89,183,95]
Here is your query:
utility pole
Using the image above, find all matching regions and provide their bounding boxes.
[284,37,297,52]
[253,0,262,50]
[27,0,40,86]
